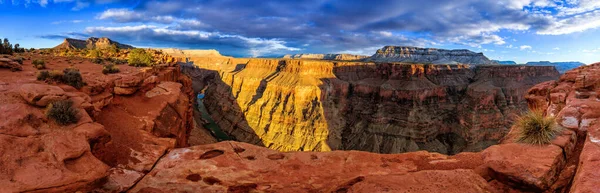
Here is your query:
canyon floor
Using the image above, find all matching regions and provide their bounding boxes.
[0,51,598,192]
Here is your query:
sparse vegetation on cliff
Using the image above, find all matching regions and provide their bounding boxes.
[46,99,79,125]
[515,110,562,145]
[36,68,85,89]
[128,48,153,67]
[32,59,46,69]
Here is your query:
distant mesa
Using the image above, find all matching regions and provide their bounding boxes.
[158,48,226,58]
[53,37,134,50]
[492,60,517,65]
[363,46,497,65]
[283,53,369,61]
[526,61,585,73]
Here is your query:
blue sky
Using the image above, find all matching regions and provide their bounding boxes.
[1,0,600,64]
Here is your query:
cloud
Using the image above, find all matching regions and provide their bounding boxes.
[520,45,532,50]
[537,10,600,35]
[37,32,89,40]
[33,0,600,56]
[51,20,84,24]
[84,25,301,57]
[553,47,560,50]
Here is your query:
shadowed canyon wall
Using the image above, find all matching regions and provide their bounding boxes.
[182,58,559,154]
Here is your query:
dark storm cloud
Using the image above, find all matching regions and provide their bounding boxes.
[86,0,599,56]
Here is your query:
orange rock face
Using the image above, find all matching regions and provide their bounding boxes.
[182,58,559,154]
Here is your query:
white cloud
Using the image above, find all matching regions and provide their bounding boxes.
[378,31,393,37]
[537,10,600,35]
[520,45,532,50]
[85,25,300,57]
[51,20,85,24]
[553,47,560,50]
[98,9,142,21]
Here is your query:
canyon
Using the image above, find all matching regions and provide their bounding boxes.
[181,56,559,154]
[0,39,595,192]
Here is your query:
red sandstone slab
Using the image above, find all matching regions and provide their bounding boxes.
[130,141,488,193]
[482,143,565,191]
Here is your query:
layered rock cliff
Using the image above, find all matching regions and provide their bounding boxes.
[158,48,226,59]
[365,46,497,65]
[182,58,559,154]
[526,63,600,192]
[283,53,369,61]
[526,61,586,73]
[54,37,134,50]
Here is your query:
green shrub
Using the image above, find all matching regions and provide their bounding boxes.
[62,68,85,89]
[516,110,562,145]
[106,57,127,65]
[37,70,50,81]
[48,70,64,82]
[32,59,45,69]
[46,100,79,125]
[102,63,120,74]
[128,48,153,67]
[88,49,102,58]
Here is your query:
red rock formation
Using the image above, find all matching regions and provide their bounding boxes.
[0,57,23,71]
[525,63,600,192]
[0,84,109,192]
[129,141,492,192]
[0,52,209,192]
[182,59,559,154]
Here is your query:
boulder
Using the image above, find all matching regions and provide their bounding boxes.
[482,143,565,191]
[0,57,22,71]
[113,74,143,95]
[113,86,138,95]
[0,131,110,192]
[19,84,67,107]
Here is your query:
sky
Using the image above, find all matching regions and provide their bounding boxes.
[1,0,600,64]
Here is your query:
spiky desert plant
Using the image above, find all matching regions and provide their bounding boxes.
[46,100,79,125]
[516,110,562,145]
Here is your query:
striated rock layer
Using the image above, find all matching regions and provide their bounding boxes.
[53,37,134,50]
[283,53,369,61]
[182,58,559,154]
[365,46,497,65]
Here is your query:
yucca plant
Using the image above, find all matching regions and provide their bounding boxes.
[516,110,562,145]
